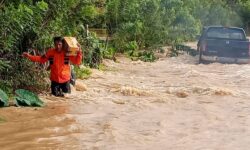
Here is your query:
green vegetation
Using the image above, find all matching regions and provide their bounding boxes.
[15,89,44,107]
[0,89,9,107]
[1,0,250,94]
[74,67,92,79]
[0,89,44,107]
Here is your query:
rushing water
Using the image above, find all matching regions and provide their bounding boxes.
[1,52,250,150]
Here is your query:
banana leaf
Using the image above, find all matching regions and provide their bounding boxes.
[15,89,44,107]
[0,89,9,107]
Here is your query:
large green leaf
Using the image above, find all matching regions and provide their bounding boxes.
[15,89,44,107]
[0,89,9,107]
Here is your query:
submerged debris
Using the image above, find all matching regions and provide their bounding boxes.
[120,86,151,96]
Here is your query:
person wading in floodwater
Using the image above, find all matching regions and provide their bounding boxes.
[23,36,82,97]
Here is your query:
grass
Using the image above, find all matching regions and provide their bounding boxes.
[74,67,92,79]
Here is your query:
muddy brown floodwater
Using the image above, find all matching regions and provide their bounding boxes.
[1,51,250,150]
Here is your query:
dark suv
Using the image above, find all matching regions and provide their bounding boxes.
[197,26,250,63]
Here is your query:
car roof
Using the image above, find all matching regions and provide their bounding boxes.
[203,26,243,30]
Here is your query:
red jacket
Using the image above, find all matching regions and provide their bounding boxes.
[27,48,82,83]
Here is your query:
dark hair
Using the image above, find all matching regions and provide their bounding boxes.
[53,36,64,43]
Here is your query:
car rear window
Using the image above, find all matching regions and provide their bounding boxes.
[206,27,245,40]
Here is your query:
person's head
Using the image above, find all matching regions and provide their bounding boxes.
[62,38,69,51]
[53,36,63,52]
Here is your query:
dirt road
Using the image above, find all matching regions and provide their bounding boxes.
[0,53,250,150]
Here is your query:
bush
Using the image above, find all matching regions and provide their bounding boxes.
[74,67,92,79]
[138,50,157,62]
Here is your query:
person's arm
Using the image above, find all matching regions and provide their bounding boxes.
[69,44,83,65]
[69,50,82,65]
[23,50,50,64]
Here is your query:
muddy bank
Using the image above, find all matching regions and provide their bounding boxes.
[1,54,250,150]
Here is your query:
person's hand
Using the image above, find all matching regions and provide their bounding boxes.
[22,52,29,58]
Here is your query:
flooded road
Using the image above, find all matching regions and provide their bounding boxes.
[1,53,250,150]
